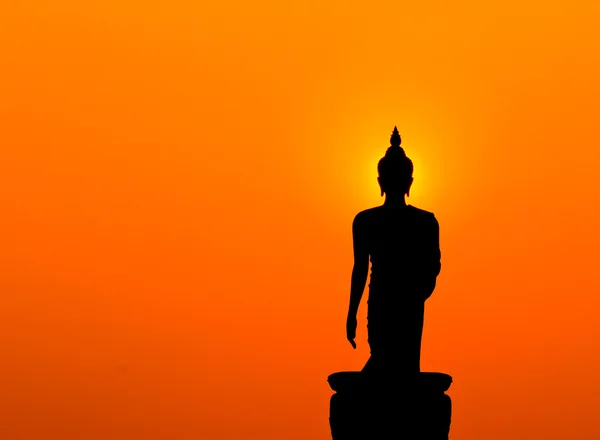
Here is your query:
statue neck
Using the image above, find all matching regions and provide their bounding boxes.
[383,193,407,207]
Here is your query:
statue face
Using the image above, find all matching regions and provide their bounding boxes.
[378,176,413,197]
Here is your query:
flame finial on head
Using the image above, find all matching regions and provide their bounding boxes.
[390,126,401,147]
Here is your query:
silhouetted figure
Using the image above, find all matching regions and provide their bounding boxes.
[346,126,441,374]
[328,127,452,440]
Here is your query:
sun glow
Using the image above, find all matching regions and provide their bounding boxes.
[356,132,436,209]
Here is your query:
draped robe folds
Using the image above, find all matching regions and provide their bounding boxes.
[356,204,441,375]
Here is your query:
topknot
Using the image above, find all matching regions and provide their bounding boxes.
[390,126,401,148]
[384,126,408,158]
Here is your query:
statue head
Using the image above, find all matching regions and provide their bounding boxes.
[377,126,414,197]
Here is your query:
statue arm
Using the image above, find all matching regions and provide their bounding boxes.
[346,213,369,349]
[348,213,369,318]
[422,213,441,300]
[430,213,441,277]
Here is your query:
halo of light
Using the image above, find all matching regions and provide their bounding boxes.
[357,132,436,208]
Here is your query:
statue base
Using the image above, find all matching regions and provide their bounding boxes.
[327,371,452,440]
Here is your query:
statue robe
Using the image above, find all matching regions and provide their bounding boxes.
[354,204,441,374]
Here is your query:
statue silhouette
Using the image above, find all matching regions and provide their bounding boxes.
[347,126,441,374]
[328,127,452,439]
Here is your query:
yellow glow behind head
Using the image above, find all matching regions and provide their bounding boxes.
[360,128,435,206]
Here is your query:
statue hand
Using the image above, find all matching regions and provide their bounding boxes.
[346,315,357,349]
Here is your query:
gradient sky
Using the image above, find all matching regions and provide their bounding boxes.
[2,2,600,439]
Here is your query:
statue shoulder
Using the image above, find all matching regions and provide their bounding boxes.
[352,207,381,227]
[408,205,438,222]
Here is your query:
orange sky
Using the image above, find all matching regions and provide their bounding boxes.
[2,2,600,439]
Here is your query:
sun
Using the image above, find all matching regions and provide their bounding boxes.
[356,133,433,207]
[325,124,440,212]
